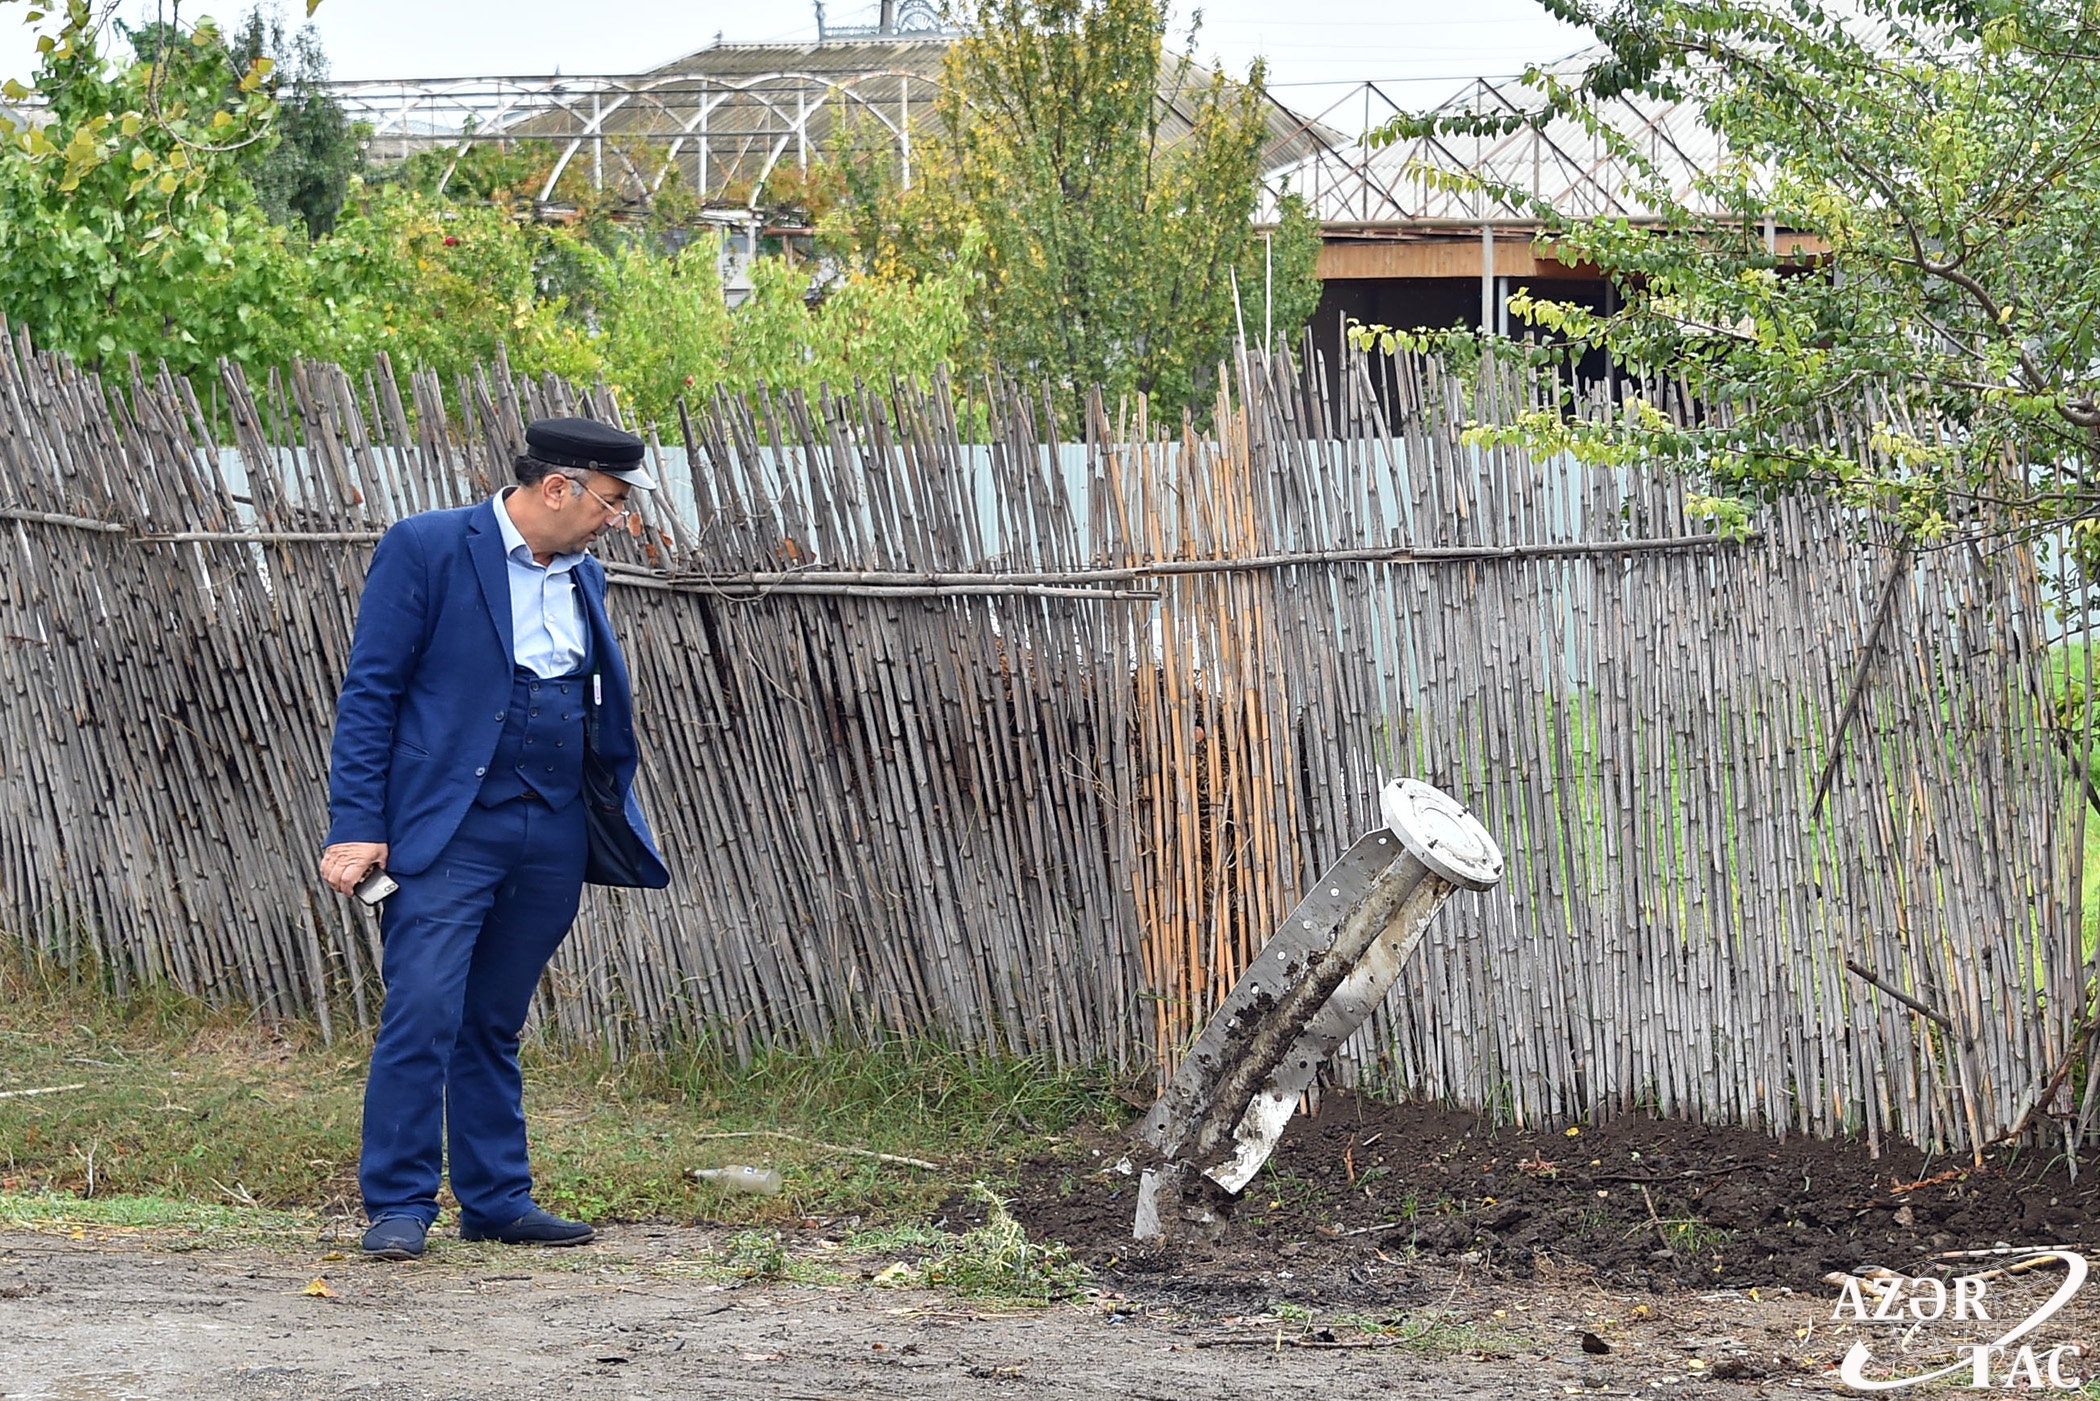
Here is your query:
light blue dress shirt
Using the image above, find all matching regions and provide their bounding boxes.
[493,488,588,678]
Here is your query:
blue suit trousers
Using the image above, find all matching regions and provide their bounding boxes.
[360,795,586,1229]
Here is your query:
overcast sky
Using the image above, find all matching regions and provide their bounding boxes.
[2,0,1593,108]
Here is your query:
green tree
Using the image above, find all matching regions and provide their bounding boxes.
[1367,0,2100,543]
[831,0,1312,415]
[595,237,731,418]
[1248,192,1322,357]
[387,137,552,204]
[592,231,977,425]
[0,5,308,376]
[313,185,599,385]
[228,7,357,238]
[0,0,979,432]
[951,0,1279,410]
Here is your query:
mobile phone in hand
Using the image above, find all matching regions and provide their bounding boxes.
[352,866,400,907]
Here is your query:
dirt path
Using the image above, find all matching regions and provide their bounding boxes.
[0,1223,1990,1401]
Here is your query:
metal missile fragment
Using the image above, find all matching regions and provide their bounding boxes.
[1134,779,1504,1239]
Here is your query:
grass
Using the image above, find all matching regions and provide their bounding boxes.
[0,952,1130,1239]
[0,1190,321,1246]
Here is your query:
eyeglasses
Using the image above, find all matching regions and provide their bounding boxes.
[571,479,633,523]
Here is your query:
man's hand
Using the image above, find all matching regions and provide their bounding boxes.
[321,842,390,896]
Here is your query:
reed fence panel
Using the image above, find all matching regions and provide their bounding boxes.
[0,327,2081,1152]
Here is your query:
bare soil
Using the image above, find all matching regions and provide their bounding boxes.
[10,1212,2100,1397]
[0,1225,1920,1400]
[1001,1094,2097,1306]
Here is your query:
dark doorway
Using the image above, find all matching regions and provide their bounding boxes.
[1306,274,1618,415]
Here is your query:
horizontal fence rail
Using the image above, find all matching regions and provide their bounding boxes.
[0,325,2083,1156]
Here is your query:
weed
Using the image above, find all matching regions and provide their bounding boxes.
[1257,1164,1333,1222]
[841,1220,947,1254]
[887,1184,1090,1303]
[721,1228,788,1279]
[1658,1219,1733,1255]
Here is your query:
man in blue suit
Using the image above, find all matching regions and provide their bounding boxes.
[319,417,671,1261]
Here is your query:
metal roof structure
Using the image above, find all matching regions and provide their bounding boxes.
[334,37,1342,208]
[335,40,952,203]
[815,0,953,41]
[1258,51,1725,229]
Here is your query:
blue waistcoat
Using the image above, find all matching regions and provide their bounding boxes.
[477,652,593,810]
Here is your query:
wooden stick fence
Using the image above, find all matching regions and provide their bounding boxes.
[0,323,2082,1153]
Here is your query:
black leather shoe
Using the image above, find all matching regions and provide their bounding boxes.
[459,1207,594,1247]
[360,1216,428,1260]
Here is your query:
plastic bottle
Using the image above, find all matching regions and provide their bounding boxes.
[692,1164,784,1195]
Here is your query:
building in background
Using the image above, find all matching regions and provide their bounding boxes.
[336,39,1787,350]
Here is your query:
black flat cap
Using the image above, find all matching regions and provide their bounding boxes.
[525,416,658,490]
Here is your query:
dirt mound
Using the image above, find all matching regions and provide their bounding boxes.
[996,1094,2096,1304]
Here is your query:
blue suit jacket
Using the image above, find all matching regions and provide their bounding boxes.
[325,500,671,888]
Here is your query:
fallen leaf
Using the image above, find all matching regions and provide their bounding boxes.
[320,1251,346,1262]
[301,1278,336,1298]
